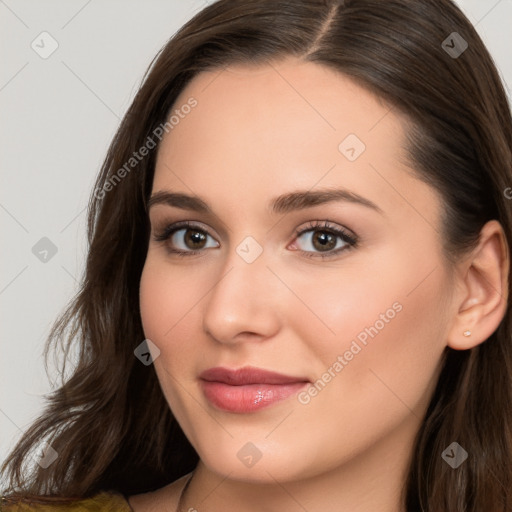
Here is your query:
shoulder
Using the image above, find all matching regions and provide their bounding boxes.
[0,472,193,512]
[127,472,193,512]
[1,491,132,511]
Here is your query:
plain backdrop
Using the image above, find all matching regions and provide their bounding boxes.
[1,0,511,474]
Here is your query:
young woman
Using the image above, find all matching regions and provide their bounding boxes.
[2,0,511,510]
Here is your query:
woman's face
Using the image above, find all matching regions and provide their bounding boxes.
[139,57,455,483]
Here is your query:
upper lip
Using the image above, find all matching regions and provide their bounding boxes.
[199,366,310,385]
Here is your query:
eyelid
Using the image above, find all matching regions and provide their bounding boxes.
[153,220,217,242]
[293,220,357,244]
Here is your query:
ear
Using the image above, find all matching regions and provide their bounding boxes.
[447,220,510,350]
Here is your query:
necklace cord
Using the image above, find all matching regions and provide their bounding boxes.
[176,472,193,512]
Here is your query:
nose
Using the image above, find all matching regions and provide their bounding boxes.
[202,245,282,345]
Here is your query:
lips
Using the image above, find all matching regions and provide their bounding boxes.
[199,366,310,413]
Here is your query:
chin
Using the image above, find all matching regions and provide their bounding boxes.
[192,435,323,484]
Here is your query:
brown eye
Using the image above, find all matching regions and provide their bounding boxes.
[153,221,220,255]
[295,228,347,253]
[182,228,208,250]
[167,226,218,252]
[292,221,358,259]
[311,231,337,252]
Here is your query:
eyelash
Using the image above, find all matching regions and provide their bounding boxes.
[153,220,358,260]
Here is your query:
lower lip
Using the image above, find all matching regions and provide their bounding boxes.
[200,381,308,413]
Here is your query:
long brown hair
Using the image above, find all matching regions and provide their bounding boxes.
[2,0,511,510]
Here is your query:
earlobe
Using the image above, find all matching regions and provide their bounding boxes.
[447,220,510,351]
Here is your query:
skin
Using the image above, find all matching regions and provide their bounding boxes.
[130,57,509,512]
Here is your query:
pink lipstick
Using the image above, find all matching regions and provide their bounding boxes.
[199,366,309,413]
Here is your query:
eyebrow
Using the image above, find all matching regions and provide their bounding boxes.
[147,187,384,215]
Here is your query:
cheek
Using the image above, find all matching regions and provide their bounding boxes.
[281,237,449,400]
[140,263,172,342]
[139,258,201,383]
[139,258,204,418]
[298,249,449,421]
[281,255,448,472]
[293,239,448,359]
[139,255,220,390]
[139,258,198,341]
[267,252,411,366]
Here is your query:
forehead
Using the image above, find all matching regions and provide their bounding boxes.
[164,57,399,157]
[152,57,435,226]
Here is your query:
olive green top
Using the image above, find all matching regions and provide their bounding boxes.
[0,492,133,511]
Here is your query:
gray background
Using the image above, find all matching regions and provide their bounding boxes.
[1,0,511,472]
